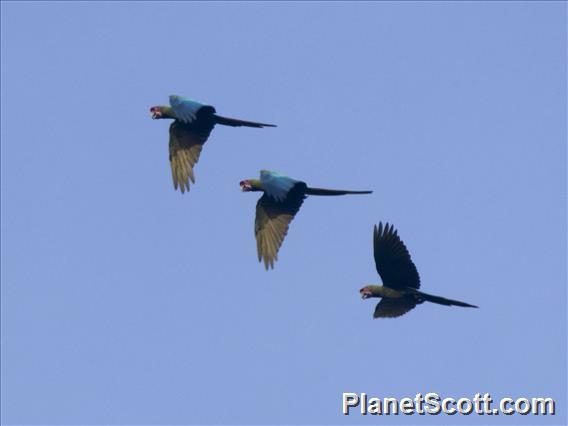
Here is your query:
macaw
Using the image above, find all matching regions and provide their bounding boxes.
[240,170,372,269]
[360,222,478,318]
[150,95,276,193]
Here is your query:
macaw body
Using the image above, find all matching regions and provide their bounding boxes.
[360,222,478,318]
[150,95,276,193]
[240,170,372,269]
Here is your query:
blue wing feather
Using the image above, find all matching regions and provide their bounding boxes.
[169,95,207,123]
[260,170,300,202]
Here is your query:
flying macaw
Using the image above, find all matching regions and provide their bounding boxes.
[360,222,478,318]
[240,170,372,269]
[150,95,276,193]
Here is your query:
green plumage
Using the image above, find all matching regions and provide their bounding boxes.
[150,95,276,193]
[241,170,372,269]
[361,223,478,319]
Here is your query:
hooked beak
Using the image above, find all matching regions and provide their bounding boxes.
[150,108,161,119]
[360,289,372,299]
[240,181,252,192]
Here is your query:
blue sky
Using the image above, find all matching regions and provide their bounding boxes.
[1,2,566,425]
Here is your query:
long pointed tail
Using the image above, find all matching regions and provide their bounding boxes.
[214,114,276,128]
[414,290,478,308]
[305,187,373,196]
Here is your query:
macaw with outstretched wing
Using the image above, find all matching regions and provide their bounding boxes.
[150,95,276,193]
[240,170,372,269]
[360,222,478,318]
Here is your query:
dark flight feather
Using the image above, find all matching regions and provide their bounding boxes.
[255,182,307,269]
[412,289,478,308]
[305,187,372,196]
[168,118,214,193]
[214,114,276,128]
[373,222,421,290]
[374,297,417,318]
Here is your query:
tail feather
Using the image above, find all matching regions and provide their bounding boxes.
[415,290,478,308]
[305,187,372,196]
[214,114,276,128]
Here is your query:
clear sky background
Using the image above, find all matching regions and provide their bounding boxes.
[1,2,566,425]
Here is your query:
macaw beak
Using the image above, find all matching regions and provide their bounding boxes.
[150,108,161,119]
[239,181,252,192]
[360,289,372,299]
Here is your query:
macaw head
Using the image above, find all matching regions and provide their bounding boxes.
[150,106,163,119]
[359,286,374,299]
[240,180,253,191]
[150,105,175,119]
[240,179,262,192]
